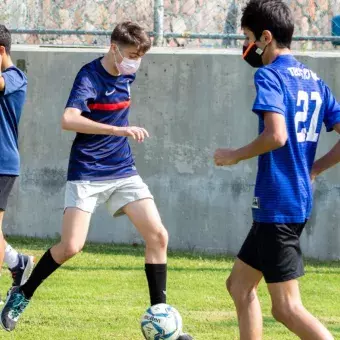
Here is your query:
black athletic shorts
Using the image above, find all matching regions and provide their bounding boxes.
[0,175,17,211]
[237,220,307,283]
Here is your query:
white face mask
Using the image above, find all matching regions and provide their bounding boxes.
[115,47,141,75]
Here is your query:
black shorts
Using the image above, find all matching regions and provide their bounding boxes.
[238,220,307,284]
[0,176,17,211]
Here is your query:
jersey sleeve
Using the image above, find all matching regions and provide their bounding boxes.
[252,68,286,116]
[66,71,97,113]
[323,85,340,132]
[2,68,27,95]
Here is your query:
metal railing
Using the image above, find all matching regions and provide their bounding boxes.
[2,0,340,49]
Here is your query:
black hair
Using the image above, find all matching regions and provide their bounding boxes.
[0,24,11,55]
[241,0,294,48]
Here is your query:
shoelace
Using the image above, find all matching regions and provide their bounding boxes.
[9,293,29,320]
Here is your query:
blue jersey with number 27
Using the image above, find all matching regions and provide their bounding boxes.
[252,55,340,223]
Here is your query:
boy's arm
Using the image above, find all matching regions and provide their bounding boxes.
[64,71,148,142]
[310,123,340,180]
[62,107,149,142]
[214,112,287,166]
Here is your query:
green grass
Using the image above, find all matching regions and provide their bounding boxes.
[0,237,339,339]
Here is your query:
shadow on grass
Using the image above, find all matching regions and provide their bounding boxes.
[60,265,232,273]
[5,235,235,262]
[329,326,340,333]
[5,235,340,270]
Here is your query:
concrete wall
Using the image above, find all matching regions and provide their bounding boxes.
[3,46,340,260]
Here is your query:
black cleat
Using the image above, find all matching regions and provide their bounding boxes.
[9,254,35,287]
[177,334,194,340]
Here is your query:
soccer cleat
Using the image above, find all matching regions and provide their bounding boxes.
[0,286,30,332]
[9,254,35,287]
[177,334,194,340]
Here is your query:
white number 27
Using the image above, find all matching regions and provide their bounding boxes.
[295,90,322,142]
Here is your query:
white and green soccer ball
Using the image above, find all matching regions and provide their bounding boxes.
[141,303,183,340]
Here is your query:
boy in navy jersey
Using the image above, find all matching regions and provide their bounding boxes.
[214,1,339,339]
[1,22,192,339]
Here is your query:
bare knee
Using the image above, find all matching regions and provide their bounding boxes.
[54,242,84,262]
[145,226,168,250]
[272,303,303,325]
[227,276,257,305]
[226,276,233,294]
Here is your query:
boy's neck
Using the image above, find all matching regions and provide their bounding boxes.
[101,53,120,77]
[1,55,14,72]
[265,48,292,65]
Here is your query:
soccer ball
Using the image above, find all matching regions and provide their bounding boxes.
[141,303,183,340]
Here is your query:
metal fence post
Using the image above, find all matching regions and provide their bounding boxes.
[154,0,164,46]
[223,0,238,48]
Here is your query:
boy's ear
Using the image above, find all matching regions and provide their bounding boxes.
[0,46,6,56]
[261,30,273,44]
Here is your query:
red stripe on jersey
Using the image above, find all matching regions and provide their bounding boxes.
[88,101,130,111]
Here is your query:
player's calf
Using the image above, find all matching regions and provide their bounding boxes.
[269,281,334,340]
[271,301,334,340]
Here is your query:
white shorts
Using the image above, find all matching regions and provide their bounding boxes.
[64,175,154,217]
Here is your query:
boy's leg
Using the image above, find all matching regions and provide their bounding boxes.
[4,242,20,268]
[268,280,334,340]
[5,242,35,287]
[0,208,91,331]
[0,212,5,271]
[227,259,263,340]
[229,222,265,340]
[0,176,17,272]
[23,207,92,297]
[123,198,168,306]
[113,177,192,340]
[258,221,333,339]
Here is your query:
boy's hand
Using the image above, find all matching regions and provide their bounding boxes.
[113,126,150,143]
[310,167,319,184]
[214,148,239,166]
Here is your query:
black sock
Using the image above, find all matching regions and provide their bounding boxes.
[145,263,167,306]
[21,248,60,299]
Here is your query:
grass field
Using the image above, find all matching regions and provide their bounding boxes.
[0,237,339,340]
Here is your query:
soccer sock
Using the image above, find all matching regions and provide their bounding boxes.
[21,249,60,299]
[145,263,167,306]
[4,243,19,269]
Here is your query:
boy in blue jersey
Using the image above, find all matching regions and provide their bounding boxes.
[0,24,35,300]
[0,22,192,339]
[214,1,340,339]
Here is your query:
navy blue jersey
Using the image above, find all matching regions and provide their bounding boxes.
[0,66,27,175]
[66,58,138,181]
[252,55,340,223]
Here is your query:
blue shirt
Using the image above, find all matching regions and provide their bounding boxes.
[252,55,340,223]
[0,66,27,175]
[66,58,138,181]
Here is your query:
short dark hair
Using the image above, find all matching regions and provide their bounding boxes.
[241,0,294,48]
[0,24,11,55]
[111,21,151,54]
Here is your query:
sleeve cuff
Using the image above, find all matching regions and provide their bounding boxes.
[66,101,90,113]
[325,117,340,132]
[252,104,285,116]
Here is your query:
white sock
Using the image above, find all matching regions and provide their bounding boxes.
[4,243,19,269]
